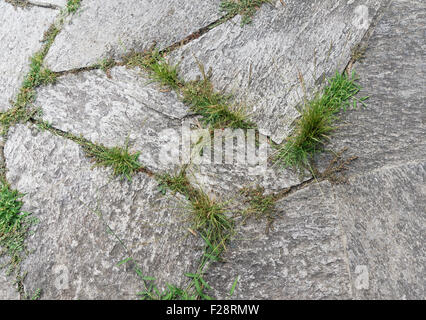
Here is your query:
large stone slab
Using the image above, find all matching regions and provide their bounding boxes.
[35,66,187,173]
[44,0,221,71]
[4,124,203,299]
[317,0,426,174]
[334,161,426,299]
[206,160,425,299]
[170,0,385,143]
[205,181,352,300]
[35,66,305,194]
[0,2,57,110]
[0,264,19,300]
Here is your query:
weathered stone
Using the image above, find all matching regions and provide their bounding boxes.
[205,181,352,300]
[4,124,203,299]
[35,66,306,193]
[170,0,386,143]
[0,2,57,110]
[205,0,426,299]
[0,263,19,300]
[35,66,187,173]
[317,0,426,174]
[206,160,425,300]
[44,0,222,71]
[334,161,426,299]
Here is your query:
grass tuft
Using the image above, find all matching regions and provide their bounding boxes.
[182,79,254,129]
[0,107,39,136]
[80,141,142,181]
[240,186,275,222]
[0,180,36,274]
[66,0,81,13]
[125,49,254,130]
[219,0,271,26]
[124,50,183,90]
[273,71,367,172]
[154,168,235,299]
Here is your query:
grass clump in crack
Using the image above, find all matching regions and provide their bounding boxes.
[240,186,276,225]
[273,71,368,172]
[125,49,254,130]
[0,180,36,275]
[0,25,60,135]
[219,0,271,26]
[66,0,81,13]
[182,77,254,129]
[78,140,142,181]
[153,168,235,299]
[124,50,183,90]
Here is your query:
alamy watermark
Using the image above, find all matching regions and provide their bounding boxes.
[158,122,269,175]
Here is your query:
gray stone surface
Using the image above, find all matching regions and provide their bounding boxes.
[4,124,203,299]
[205,181,352,300]
[0,266,19,300]
[35,66,187,173]
[45,0,221,71]
[204,0,426,300]
[334,161,426,299]
[0,2,57,110]
[206,160,425,299]
[0,0,424,301]
[170,0,385,144]
[317,0,426,174]
[35,66,305,194]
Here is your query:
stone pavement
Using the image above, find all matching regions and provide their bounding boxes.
[0,0,424,299]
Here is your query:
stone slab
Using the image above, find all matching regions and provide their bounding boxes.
[205,181,352,300]
[206,160,425,299]
[170,0,385,143]
[334,161,426,299]
[0,2,57,110]
[4,124,203,299]
[44,0,222,71]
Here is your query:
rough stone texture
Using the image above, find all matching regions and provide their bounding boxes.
[0,264,19,300]
[35,66,187,173]
[4,124,203,299]
[334,161,426,299]
[1,0,424,301]
[207,160,425,300]
[42,0,67,6]
[45,0,221,71]
[318,0,426,174]
[170,0,385,144]
[206,181,352,300]
[0,2,57,110]
[204,0,426,300]
[35,66,305,194]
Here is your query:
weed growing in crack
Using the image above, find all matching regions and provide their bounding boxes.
[96,57,115,78]
[38,123,144,181]
[4,0,31,8]
[66,0,81,13]
[152,168,236,299]
[273,71,368,172]
[2,23,60,136]
[219,0,271,26]
[124,50,183,90]
[0,107,39,136]
[0,180,37,276]
[240,186,276,228]
[182,78,254,129]
[79,140,142,181]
